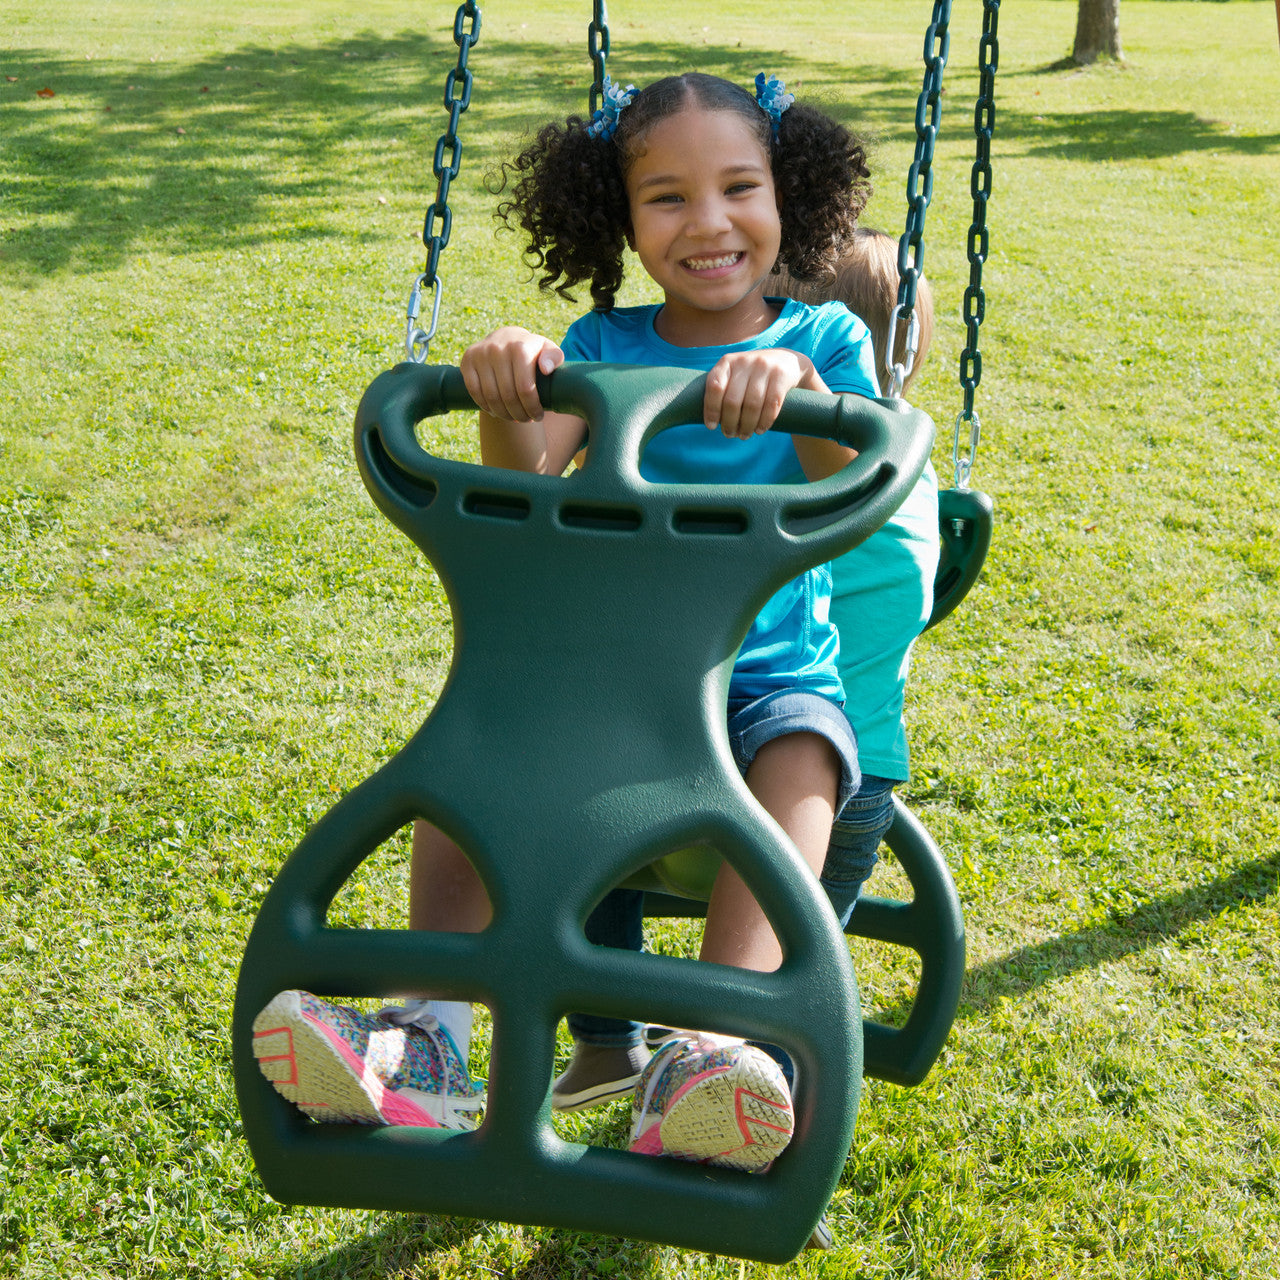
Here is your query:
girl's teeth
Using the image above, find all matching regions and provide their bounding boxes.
[685,253,740,270]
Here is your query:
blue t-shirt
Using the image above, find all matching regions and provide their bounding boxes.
[561,299,880,705]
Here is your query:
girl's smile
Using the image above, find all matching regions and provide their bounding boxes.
[624,107,782,347]
[681,252,746,275]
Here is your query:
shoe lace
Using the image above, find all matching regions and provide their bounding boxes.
[376,1002,486,1102]
[634,1030,704,1122]
[377,1000,440,1031]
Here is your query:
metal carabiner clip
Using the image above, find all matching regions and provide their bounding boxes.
[884,303,921,401]
[405,273,444,364]
[952,409,981,491]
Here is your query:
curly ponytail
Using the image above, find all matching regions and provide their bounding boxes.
[493,118,631,310]
[771,102,872,283]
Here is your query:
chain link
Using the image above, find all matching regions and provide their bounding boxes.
[588,0,611,115]
[885,303,921,399]
[893,0,999,489]
[407,0,481,362]
[892,0,951,376]
[958,0,1000,449]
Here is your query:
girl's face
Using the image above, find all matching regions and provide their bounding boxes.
[624,107,781,348]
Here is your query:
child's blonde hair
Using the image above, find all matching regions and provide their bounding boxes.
[769,228,935,395]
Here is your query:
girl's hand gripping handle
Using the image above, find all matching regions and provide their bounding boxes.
[703,348,856,481]
[460,327,586,477]
[460,326,565,425]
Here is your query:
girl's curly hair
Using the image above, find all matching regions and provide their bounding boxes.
[493,73,871,311]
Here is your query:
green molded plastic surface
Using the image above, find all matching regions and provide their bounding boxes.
[925,486,994,631]
[233,361,934,1263]
[637,792,965,1087]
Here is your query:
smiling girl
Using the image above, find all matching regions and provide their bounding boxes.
[255,71,882,1174]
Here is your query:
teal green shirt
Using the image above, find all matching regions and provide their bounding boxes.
[829,463,938,781]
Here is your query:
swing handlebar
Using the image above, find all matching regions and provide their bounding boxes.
[359,360,936,584]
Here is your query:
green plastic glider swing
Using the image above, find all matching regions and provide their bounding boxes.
[235,362,936,1263]
[232,0,1000,1262]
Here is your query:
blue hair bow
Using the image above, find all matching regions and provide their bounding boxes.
[586,75,638,140]
[754,73,795,137]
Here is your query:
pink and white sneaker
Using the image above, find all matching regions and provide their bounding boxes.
[627,1032,794,1172]
[251,990,485,1129]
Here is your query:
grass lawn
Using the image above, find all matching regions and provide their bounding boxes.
[2,1,1279,1276]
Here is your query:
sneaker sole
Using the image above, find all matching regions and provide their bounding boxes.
[251,990,443,1127]
[632,1052,794,1172]
[552,1070,645,1112]
[807,1214,835,1250]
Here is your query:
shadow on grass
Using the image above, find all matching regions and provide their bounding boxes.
[957,845,1280,1019]
[992,106,1280,162]
[289,1211,660,1280]
[6,24,1275,285]
[0,32,926,285]
[15,22,1276,288]
[3,31,453,280]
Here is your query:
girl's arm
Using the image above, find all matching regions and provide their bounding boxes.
[704,350,857,482]
[478,409,587,475]
[790,433,858,483]
[461,327,587,476]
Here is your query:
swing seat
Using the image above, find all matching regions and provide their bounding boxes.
[233,361,941,1263]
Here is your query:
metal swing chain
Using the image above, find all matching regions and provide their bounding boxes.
[887,0,952,402]
[588,0,611,115]
[406,0,482,363]
[954,0,1000,492]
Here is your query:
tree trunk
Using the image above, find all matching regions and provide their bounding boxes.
[1073,0,1122,65]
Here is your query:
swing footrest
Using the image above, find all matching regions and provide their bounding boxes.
[640,794,965,1088]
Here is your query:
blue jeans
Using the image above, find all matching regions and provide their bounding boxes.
[568,690,896,1049]
[818,774,898,930]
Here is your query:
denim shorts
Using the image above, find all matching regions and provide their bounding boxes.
[726,689,861,815]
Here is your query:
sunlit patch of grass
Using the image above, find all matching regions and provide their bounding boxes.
[3,1,1279,1276]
